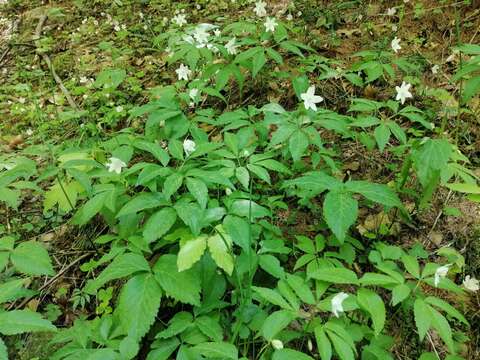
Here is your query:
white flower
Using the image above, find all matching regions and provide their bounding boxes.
[431,65,439,74]
[395,81,413,104]
[271,339,284,350]
[225,37,238,55]
[225,188,232,196]
[214,29,221,37]
[286,14,293,21]
[254,1,267,17]
[391,37,401,53]
[331,292,348,317]
[434,264,451,287]
[176,64,192,81]
[115,106,123,113]
[106,157,127,174]
[387,7,397,16]
[463,275,479,292]
[264,17,277,33]
[183,139,196,156]
[172,14,187,26]
[300,85,324,111]
[193,26,210,44]
[25,128,33,136]
[391,24,398,31]
[189,88,199,100]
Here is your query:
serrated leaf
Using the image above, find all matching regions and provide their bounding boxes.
[235,167,250,189]
[374,123,391,152]
[207,229,234,276]
[286,274,315,304]
[0,310,56,335]
[323,191,358,243]
[196,316,223,342]
[153,255,201,306]
[391,284,411,306]
[143,207,177,243]
[326,331,355,360]
[156,312,193,339]
[357,288,386,335]
[85,253,150,294]
[272,349,315,360]
[309,267,358,284]
[429,306,455,353]
[116,273,161,340]
[252,286,293,310]
[177,235,207,272]
[259,254,285,279]
[223,215,250,252]
[186,177,208,209]
[345,181,402,208]
[116,193,165,218]
[0,338,7,360]
[71,192,107,225]
[0,278,26,304]
[192,342,238,359]
[11,241,54,276]
[414,299,431,341]
[425,297,468,325]
[289,130,309,162]
[315,326,332,360]
[261,310,296,341]
[147,338,180,360]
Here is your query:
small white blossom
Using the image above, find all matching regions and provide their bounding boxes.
[286,14,293,21]
[193,26,210,44]
[463,275,479,292]
[300,85,324,111]
[254,1,267,17]
[172,14,187,27]
[183,139,196,156]
[331,292,348,317]
[387,7,397,16]
[392,24,398,31]
[25,128,33,136]
[106,157,127,174]
[264,17,277,33]
[434,264,451,287]
[225,188,232,196]
[271,339,284,350]
[176,64,192,81]
[214,29,221,37]
[115,106,123,113]
[431,65,439,74]
[225,37,238,55]
[395,81,413,104]
[391,37,401,53]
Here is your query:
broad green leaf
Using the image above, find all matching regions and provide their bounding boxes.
[309,267,358,284]
[252,286,293,310]
[85,253,150,294]
[0,310,56,335]
[119,336,140,359]
[143,207,177,243]
[156,312,193,339]
[186,177,208,209]
[414,299,431,341]
[11,241,54,276]
[357,288,386,335]
[223,215,251,252]
[359,273,400,286]
[401,254,420,278]
[323,191,358,243]
[462,76,480,103]
[374,123,391,152]
[247,164,271,184]
[192,342,238,359]
[0,278,26,304]
[345,181,402,208]
[196,316,223,342]
[261,310,296,341]
[272,349,315,360]
[286,274,315,304]
[0,338,6,360]
[163,173,184,200]
[289,130,309,162]
[252,50,266,78]
[445,182,480,194]
[259,254,285,279]
[235,167,250,190]
[425,297,468,325]
[391,284,411,306]
[153,255,201,306]
[147,338,180,360]
[71,192,107,225]
[315,326,332,360]
[429,306,455,353]
[230,199,270,219]
[116,193,165,218]
[177,235,207,272]
[207,229,234,276]
[43,181,80,213]
[326,331,355,360]
[116,273,162,340]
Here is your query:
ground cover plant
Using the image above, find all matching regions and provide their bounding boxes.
[0,0,480,359]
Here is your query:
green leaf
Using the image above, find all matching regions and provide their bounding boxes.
[445,182,480,194]
[235,167,250,190]
[153,255,201,306]
[259,254,285,279]
[272,349,315,360]
[177,235,207,272]
[357,288,386,335]
[286,274,315,304]
[186,177,208,209]
[315,326,332,360]
[207,228,234,276]
[252,50,266,78]
[195,316,223,342]
[289,130,309,162]
[11,241,54,276]
[143,207,177,243]
[462,76,480,103]
[156,311,192,339]
[223,215,251,252]
[425,297,468,325]
[359,273,400,286]
[429,306,455,353]
[247,164,271,184]
[116,273,162,340]
[323,191,358,243]
[85,253,150,294]
[0,338,7,360]
[192,342,238,359]
[261,310,296,341]
[391,284,411,306]
[309,267,358,284]
[230,199,270,219]
[0,278,26,304]
[116,193,165,218]
[401,254,420,278]
[345,181,402,208]
[147,338,180,360]
[0,310,56,335]
[163,173,184,200]
[43,181,79,213]
[326,331,355,360]
[292,75,309,98]
[414,299,431,341]
[252,286,293,310]
[71,192,107,225]
[374,123,391,152]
